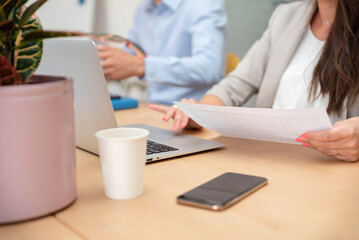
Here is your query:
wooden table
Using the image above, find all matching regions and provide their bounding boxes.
[1,103,359,240]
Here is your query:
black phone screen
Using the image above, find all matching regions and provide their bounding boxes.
[177,172,267,210]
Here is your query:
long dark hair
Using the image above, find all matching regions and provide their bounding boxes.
[310,0,359,116]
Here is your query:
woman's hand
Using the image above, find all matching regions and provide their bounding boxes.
[147,98,202,131]
[296,117,359,161]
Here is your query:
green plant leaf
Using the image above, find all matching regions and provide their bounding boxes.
[0,0,26,21]
[0,5,6,21]
[1,0,21,18]
[15,0,28,9]
[22,30,86,42]
[0,5,22,62]
[0,41,4,56]
[13,8,43,82]
[18,0,46,27]
[0,18,13,32]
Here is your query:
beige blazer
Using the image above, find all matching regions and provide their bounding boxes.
[207,0,359,118]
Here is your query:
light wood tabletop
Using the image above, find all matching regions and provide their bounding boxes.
[0,216,82,240]
[1,103,359,240]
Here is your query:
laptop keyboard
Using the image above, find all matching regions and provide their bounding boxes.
[147,140,178,155]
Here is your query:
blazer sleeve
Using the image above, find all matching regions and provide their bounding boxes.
[205,4,284,107]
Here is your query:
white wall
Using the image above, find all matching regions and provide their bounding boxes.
[93,0,141,36]
[28,0,96,32]
[27,0,141,36]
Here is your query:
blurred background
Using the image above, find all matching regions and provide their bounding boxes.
[29,0,297,58]
[29,0,297,104]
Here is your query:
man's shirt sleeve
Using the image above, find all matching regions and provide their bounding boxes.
[144,0,227,87]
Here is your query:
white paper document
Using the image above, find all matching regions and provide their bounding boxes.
[174,102,333,144]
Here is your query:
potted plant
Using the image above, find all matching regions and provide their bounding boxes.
[0,0,81,224]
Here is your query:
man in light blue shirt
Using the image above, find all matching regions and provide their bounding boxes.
[97,0,227,105]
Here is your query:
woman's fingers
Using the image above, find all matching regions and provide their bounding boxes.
[163,105,178,122]
[297,118,359,161]
[147,104,171,114]
[179,113,190,129]
[147,104,180,129]
[147,98,200,131]
[306,124,347,142]
[177,98,196,129]
[172,107,183,131]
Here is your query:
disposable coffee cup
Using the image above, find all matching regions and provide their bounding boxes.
[95,127,149,200]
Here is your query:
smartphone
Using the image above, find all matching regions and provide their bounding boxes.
[177,172,267,211]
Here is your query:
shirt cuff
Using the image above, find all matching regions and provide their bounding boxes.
[144,56,168,83]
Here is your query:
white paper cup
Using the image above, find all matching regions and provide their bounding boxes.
[95,128,149,200]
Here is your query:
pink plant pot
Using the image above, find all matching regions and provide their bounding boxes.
[0,75,77,224]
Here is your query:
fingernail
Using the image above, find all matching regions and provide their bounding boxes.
[302,143,310,147]
[295,137,303,142]
[180,122,186,128]
[147,104,151,107]
[302,133,308,138]
[162,116,166,121]
[172,126,178,131]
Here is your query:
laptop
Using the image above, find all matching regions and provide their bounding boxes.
[36,38,224,163]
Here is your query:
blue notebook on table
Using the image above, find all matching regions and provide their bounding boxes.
[111,97,138,110]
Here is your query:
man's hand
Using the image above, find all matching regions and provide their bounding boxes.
[97,45,145,80]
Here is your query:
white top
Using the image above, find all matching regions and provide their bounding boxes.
[272,26,346,123]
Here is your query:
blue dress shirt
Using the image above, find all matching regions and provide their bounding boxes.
[127,0,227,105]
